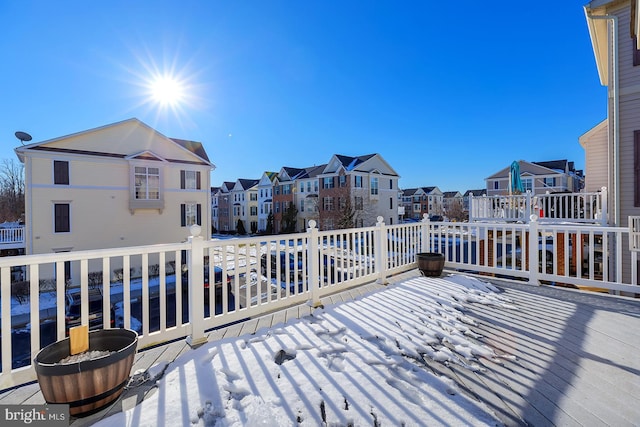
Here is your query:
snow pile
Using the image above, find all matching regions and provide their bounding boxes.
[96,274,514,426]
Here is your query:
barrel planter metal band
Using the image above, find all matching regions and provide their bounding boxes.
[34,328,138,417]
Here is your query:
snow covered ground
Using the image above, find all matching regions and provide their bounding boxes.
[95,274,515,426]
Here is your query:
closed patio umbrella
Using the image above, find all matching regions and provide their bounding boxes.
[509,161,524,194]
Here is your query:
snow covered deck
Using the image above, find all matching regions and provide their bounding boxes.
[1,270,638,426]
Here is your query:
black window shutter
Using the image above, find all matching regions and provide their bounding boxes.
[54,204,70,232]
[54,161,69,185]
[197,204,202,224]
[196,172,201,189]
[180,204,186,226]
[180,171,185,189]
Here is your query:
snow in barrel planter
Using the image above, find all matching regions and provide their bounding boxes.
[34,328,138,417]
[416,252,445,277]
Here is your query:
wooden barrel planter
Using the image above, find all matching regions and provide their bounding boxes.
[34,328,138,417]
[416,252,445,277]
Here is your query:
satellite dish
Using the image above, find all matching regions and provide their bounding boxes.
[15,131,32,145]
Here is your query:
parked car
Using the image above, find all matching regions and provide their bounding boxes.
[65,295,115,331]
[182,265,231,297]
[260,251,304,282]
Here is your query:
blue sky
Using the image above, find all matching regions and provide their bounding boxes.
[1,1,606,192]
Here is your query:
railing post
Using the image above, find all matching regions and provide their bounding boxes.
[525,191,532,221]
[420,213,431,253]
[306,220,321,307]
[186,225,207,347]
[600,187,608,225]
[375,216,388,285]
[528,215,540,286]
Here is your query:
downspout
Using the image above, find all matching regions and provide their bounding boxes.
[587,13,620,226]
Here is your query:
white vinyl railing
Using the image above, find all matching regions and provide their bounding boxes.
[0,227,25,246]
[470,188,607,225]
[1,215,638,389]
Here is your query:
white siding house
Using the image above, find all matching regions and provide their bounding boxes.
[15,118,214,255]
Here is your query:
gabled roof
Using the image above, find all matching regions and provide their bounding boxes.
[463,189,486,197]
[486,160,570,180]
[14,118,214,168]
[281,167,308,180]
[322,153,399,177]
[304,164,326,178]
[235,179,259,191]
[533,159,572,173]
[220,181,235,192]
[170,138,210,163]
[335,154,377,171]
[442,191,462,198]
[401,188,420,196]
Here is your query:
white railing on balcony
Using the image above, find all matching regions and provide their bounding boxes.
[469,188,607,225]
[1,215,639,390]
[0,226,25,248]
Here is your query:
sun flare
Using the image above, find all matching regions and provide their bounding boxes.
[149,76,185,106]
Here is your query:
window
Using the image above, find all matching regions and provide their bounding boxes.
[323,177,334,189]
[180,170,201,190]
[54,203,70,233]
[250,206,257,215]
[522,178,533,192]
[355,197,363,210]
[300,183,304,193]
[339,175,347,187]
[370,177,379,195]
[275,202,280,213]
[354,176,363,188]
[493,181,499,190]
[180,203,201,226]
[389,197,393,209]
[339,197,347,210]
[250,193,257,201]
[323,197,334,211]
[544,177,556,188]
[283,184,291,195]
[389,179,393,190]
[53,160,69,185]
[135,166,160,200]
[307,182,312,192]
[300,200,304,212]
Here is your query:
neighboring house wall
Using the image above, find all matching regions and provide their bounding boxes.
[16,119,213,256]
[486,160,582,196]
[585,0,640,284]
[257,172,276,232]
[580,120,609,192]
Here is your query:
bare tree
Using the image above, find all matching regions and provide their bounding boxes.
[446,199,467,222]
[0,159,25,223]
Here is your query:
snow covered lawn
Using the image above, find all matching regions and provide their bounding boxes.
[96,274,514,426]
